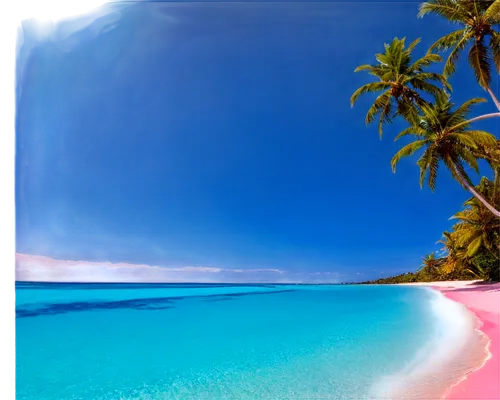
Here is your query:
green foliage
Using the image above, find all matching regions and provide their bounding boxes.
[436,177,499,281]
[452,180,500,255]
[419,0,500,89]
[351,0,500,284]
[472,139,500,171]
[351,11,500,213]
[472,252,500,281]
[391,92,496,191]
[359,267,477,284]
[360,252,475,284]
[351,37,449,137]
[361,178,499,283]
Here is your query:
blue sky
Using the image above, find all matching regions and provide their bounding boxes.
[15,1,499,282]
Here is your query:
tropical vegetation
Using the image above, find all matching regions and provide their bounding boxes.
[362,177,499,283]
[350,37,450,136]
[352,0,500,282]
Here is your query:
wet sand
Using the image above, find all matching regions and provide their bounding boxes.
[398,281,500,400]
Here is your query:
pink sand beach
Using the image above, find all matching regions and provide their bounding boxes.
[421,281,500,399]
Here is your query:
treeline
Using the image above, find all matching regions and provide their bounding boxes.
[359,268,478,285]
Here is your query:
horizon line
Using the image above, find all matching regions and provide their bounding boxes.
[15,280,348,285]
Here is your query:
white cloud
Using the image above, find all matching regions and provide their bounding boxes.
[14,253,283,282]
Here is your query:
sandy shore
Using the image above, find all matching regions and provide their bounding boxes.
[406,281,499,399]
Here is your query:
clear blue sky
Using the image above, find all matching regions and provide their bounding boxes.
[15,1,499,282]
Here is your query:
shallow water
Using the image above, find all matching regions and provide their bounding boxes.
[369,287,488,400]
[15,283,480,400]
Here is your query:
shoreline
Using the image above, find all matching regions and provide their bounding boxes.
[404,281,499,400]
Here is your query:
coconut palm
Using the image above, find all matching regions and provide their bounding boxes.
[419,0,500,106]
[437,231,467,273]
[390,91,500,216]
[451,177,500,258]
[351,37,450,137]
[419,252,445,273]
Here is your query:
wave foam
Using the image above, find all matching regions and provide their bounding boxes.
[370,287,489,400]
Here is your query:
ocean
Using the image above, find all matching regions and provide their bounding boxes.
[15,283,482,400]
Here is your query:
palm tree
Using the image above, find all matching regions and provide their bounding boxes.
[351,37,450,137]
[419,0,500,108]
[419,252,445,274]
[390,91,500,216]
[451,177,500,257]
[437,231,467,273]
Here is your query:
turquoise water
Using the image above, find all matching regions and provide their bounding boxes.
[16,283,446,399]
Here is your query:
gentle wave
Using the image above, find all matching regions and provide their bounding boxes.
[370,287,489,400]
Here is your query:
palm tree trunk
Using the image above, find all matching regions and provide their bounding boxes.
[463,182,500,217]
[451,112,500,130]
[486,86,500,111]
[453,166,500,217]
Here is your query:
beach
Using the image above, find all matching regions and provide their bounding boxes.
[407,281,500,400]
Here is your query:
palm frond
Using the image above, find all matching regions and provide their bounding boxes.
[407,72,452,93]
[490,31,500,74]
[375,53,391,69]
[413,144,442,191]
[467,238,484,257]
[391,140,428,172]
[418,72,452,88]
[354,64,375,73]
[452,212,478,224]
[459,148,480,174]
[473,140,500,170]
[409,53,442,73]
[467,235,483,257]
[461,130,498,147]
[468,39,492,89]
[456,227,482,244]
[428,29,470,53]
[445,155,474,187]
[350,82,392,107]
[417,147,433,188]
[484,0,500,23]
[376,93,394,137]
[418,101,444,130]
[364,90,392,126]
[406,37,421,54]
[450,133,480,150]
[443,34,471,77]
[394,125,428,141]
[447,97,487,127]
[395,97,422,126]
[418,0,463,21]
